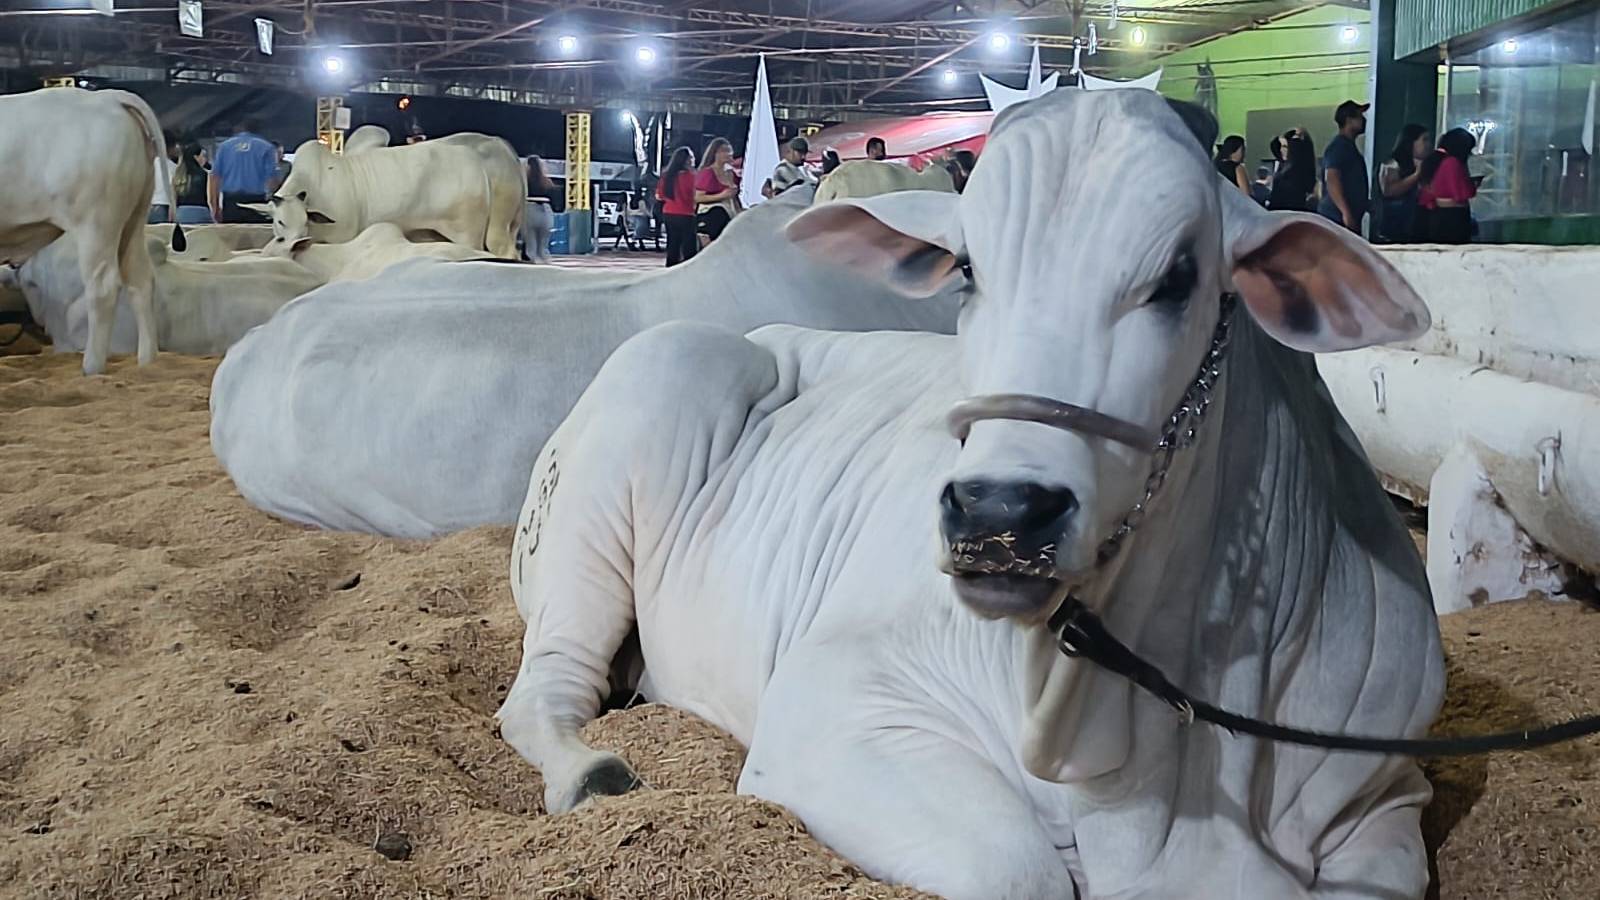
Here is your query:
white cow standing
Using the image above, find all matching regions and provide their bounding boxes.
[0,87,178,374]
[498,91,1444,899]
[209,186,959,539]
[263,133,524,259]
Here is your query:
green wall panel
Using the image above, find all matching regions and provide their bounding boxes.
[1128,6,1370,146]
[1394,0,1578,58]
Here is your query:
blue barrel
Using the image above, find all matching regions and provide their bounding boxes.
[548,213,571,255]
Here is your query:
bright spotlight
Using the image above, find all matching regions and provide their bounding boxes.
[321,55,345,74]
[1129,25,1148,48]
[1339,25,1359,44]
[620,109,635,125]
[634,44,658,66]
[557,34,579,54]
[986,31,1011,52]
[1501,38,1519,54]
[940,68,959,86]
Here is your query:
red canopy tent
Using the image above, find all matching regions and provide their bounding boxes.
[805,111,994,171]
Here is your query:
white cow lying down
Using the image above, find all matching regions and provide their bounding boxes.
[209,186,960,539]
[814,158,955,203]
[146,222,275,261]
[498,90,1444,900]
[15,224,476,356]
[14,233,324,356]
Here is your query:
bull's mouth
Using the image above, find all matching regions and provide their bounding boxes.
[944,536,1077,623]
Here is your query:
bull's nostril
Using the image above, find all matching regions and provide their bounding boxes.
[1017,483,1078,530]
[942,479,1077,537]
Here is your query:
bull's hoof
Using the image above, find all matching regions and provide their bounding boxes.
[578,755,640,802]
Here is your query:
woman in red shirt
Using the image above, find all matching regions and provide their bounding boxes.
[694,137,740,245]
[1417,128,1478,244]
[656,146,699,267]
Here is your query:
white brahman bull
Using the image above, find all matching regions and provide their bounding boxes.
[209,185,959,539]
[260,132,524,259]
[0,87,180,374]
[13,233,323,356]
[497,90,1443,900]
[278,223,493,281]
[814,158,956,203]
[146,222,275,261]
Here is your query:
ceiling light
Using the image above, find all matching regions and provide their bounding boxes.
[1129,25,1148,48]
[940,68,959,86]
[321,55,344,74]
[620,109,635,125]
[1502,38,1519,54]
[1339,25,1359,44]
[634,44,658,66]
[557,34,579,54]
[986,31,1012,53]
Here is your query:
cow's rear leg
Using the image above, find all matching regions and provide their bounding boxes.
[76,231,124,376]
[118,212,158,365]
[741,642,1079,900]
[498,321,783,814]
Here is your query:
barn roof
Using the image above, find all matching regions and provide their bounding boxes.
[1,1,1340,119]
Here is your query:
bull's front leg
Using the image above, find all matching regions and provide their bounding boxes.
[497,321,783,814]
[1309,764,1432,900]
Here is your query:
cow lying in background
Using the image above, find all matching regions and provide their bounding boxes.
[13,233,323,356]
[260,131,524,259]
[16,223,487,356]
[274,223,493,281]
[210,185,960,539]
[146,222,275,262]
[0,87,178,374]
[497,90,1442,900]
[814,158,956,203]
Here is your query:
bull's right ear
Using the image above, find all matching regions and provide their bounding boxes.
[786,190,964,298]
[239,203,273,215]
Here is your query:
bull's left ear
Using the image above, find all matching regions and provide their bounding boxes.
[307,210,337,225]
[1220,187,1429,352]
[786,190,964,298]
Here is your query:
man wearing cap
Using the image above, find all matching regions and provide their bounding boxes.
[1319,100,1371,234]
[770,136,816,196]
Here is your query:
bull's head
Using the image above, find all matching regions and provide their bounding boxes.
[787,89,1428,628]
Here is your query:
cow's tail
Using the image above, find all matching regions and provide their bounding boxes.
[111,90,186,253]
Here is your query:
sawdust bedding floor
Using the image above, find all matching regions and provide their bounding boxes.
[0,352,1595,900]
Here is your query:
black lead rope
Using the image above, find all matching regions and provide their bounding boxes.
[1048,598,1600,757]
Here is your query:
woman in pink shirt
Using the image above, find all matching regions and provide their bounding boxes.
[1417,128,1478,244]
[694,137,740,245]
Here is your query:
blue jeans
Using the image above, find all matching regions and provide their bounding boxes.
[176,206,215,225]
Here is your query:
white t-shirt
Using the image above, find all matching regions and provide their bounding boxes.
[150,156,177,206]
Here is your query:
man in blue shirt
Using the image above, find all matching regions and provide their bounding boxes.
[1318,100,1370,235]
[207,119,280,223]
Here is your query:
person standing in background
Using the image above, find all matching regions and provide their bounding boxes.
[770,136,815,196]
[148,131,179,224]
[657,146,699,267]
[1213,135,1252,196]
[694,137,740,246]
[522,155,556,264]
[1267,128,1317,212]
[1417,128,1479,245]
[865,136,887,161]
[208,119,278,223]
[270,142,291,195]
[1376,124,1433,243]
[171,140,215,225]
[1250,166,1273,207]
[1318,100,1371,234]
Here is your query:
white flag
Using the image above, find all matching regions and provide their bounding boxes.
[1584,79,1596,157]
[178,0,202,38]
[740,55,779,210]
[255,18,275,55]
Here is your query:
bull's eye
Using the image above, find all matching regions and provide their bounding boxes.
[1149,252,1198,307]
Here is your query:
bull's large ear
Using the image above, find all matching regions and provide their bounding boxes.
[307,210,337,225]
[786,190,964,298]
[1219,184,1430,352]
